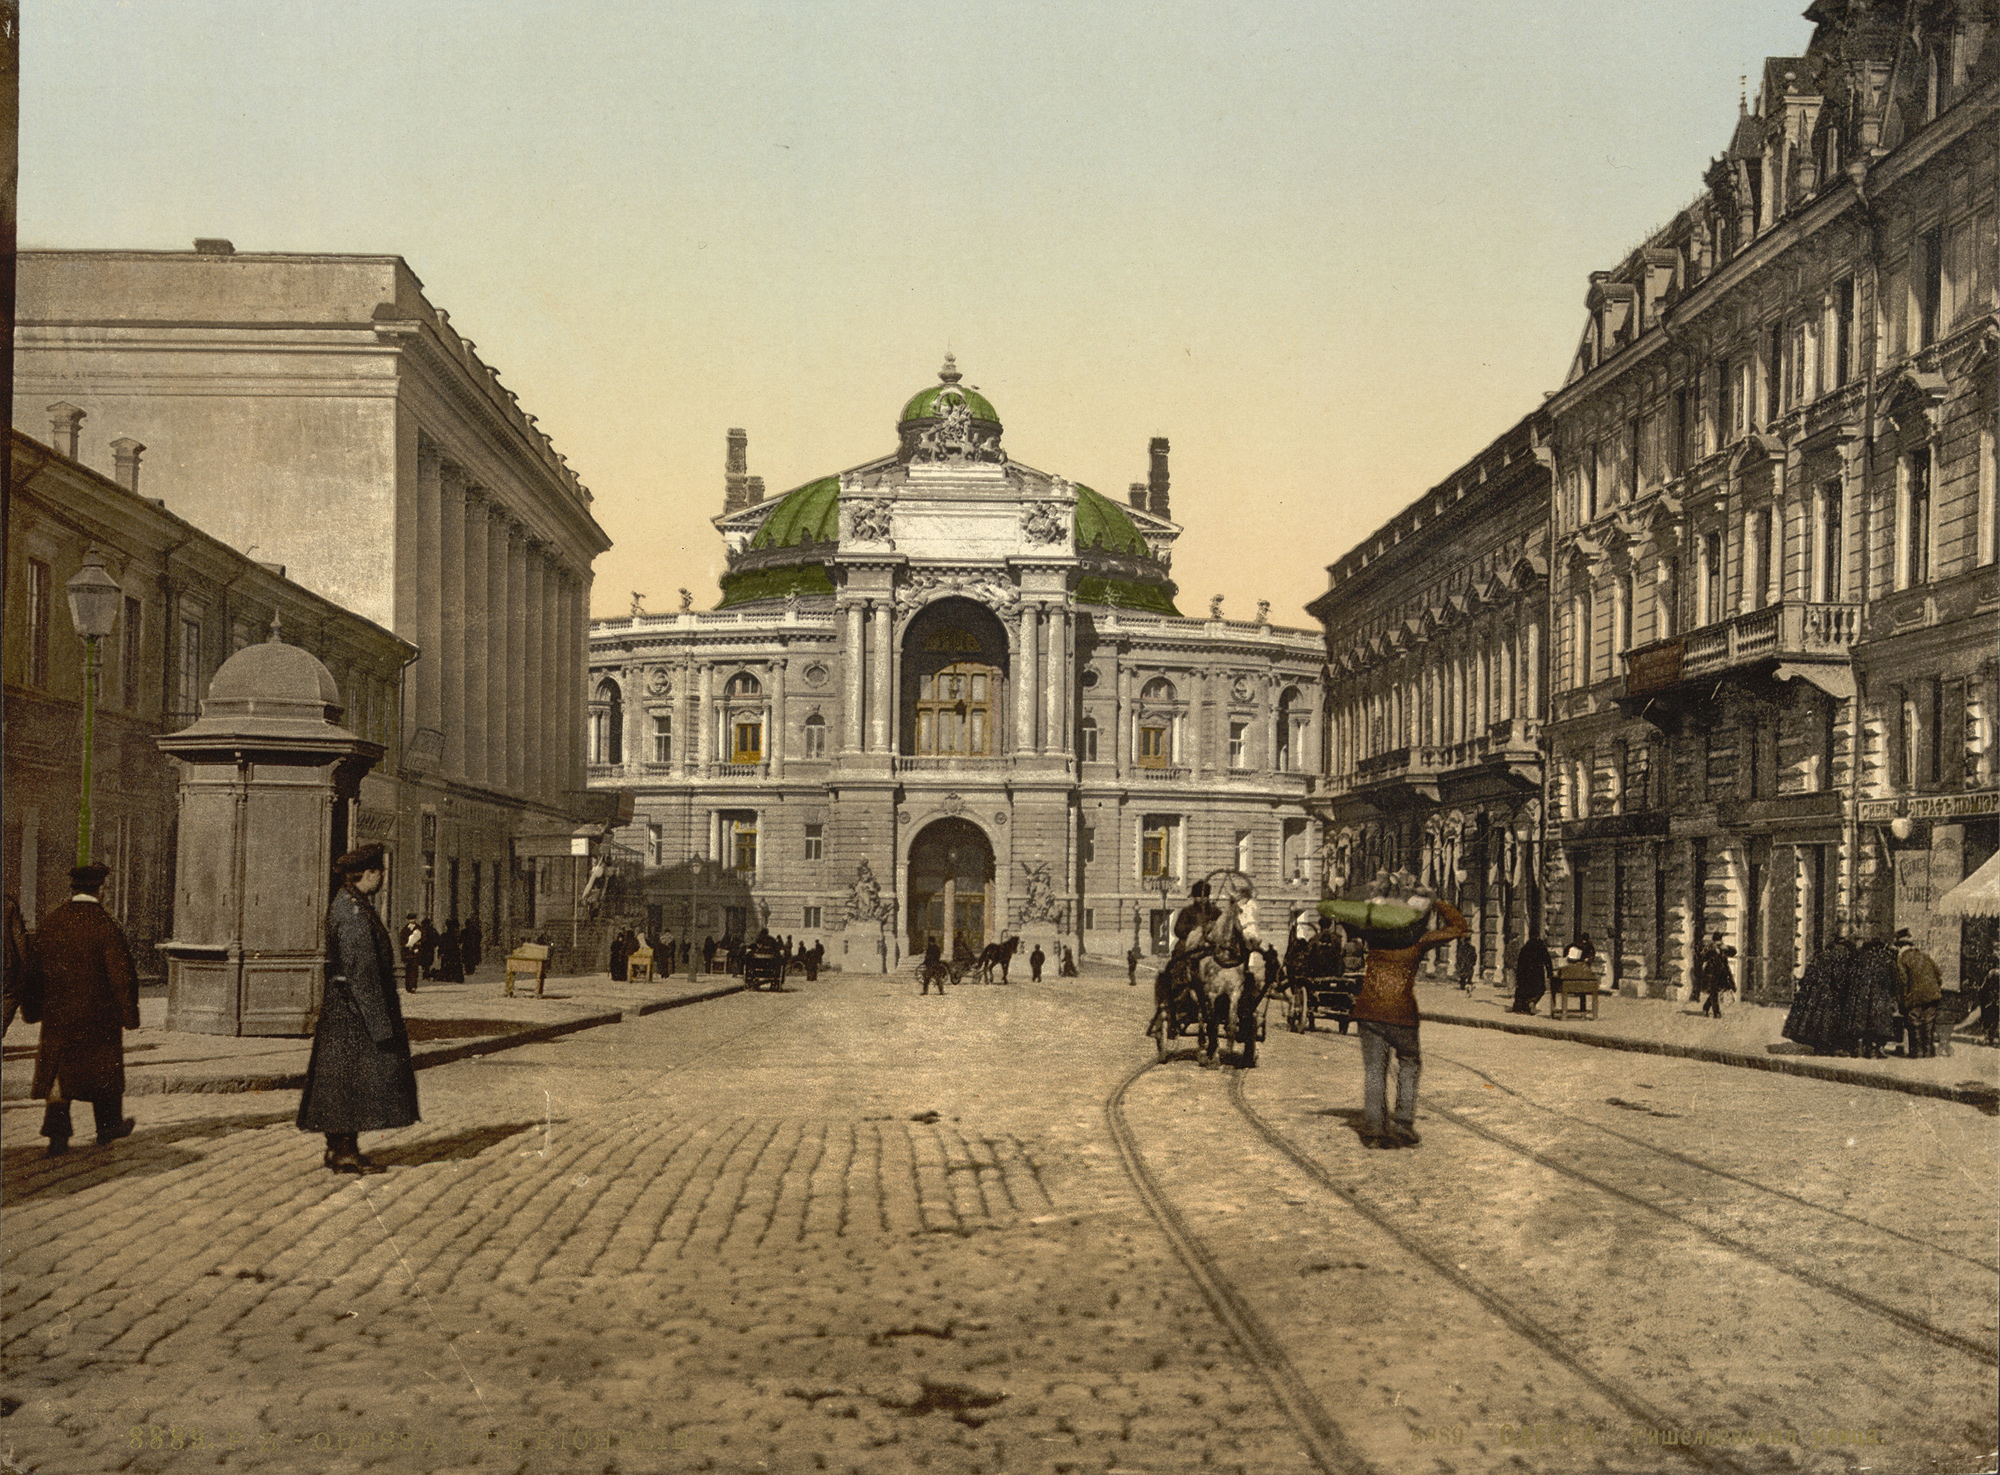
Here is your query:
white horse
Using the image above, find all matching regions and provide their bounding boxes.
[1193,891,1265,1068]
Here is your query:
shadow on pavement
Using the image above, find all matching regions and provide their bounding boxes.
[1,1108,298,1202]
[404,1018,550,1042]
[367,1121,546,1168]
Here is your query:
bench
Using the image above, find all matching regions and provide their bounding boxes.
[505,943,552,998]
[627,946,654,983]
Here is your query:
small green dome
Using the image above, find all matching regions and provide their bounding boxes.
[899,352,998,424]
[748,475,840,550]
[1072,483,1151,558]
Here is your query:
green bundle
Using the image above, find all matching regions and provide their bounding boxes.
[1318,898,1428,948]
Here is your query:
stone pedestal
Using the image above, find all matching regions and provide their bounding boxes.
[157,635,382,1035]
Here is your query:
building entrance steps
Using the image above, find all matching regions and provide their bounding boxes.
[0,964,749,1100]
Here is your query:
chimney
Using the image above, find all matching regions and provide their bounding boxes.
[193,238,235,255]
[746,476,766,504]
[724,427,749,513]
[110,438,146,494]
[1147,437,1170,519]
[47,402,85,458]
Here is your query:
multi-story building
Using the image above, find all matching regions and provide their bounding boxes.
[1309,412,1553,985]
[1543,2,1997,998]
[5,430,414,971]
[586,359,1325,966]
[12,244,613,942]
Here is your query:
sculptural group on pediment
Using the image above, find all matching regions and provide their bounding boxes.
[1021,502,1067,544]
[913,400,1005,465]
[892,567,1021,614]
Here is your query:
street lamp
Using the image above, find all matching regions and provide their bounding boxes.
[65,549,123,865]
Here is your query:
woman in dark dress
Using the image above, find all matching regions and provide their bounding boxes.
[298,845,419,1173]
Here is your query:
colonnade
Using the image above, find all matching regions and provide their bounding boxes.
[410,441,584,802]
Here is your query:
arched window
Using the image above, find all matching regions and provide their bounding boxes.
[725,671,762,698]
[1276,687,1301,772]
[1080,713,1099,762]
[802,713,827,758]
[1141,676,1177,702]
[914,662,994,756]
[591,678,622,765]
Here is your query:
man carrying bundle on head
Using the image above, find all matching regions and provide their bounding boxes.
[1321,870,1468,1150]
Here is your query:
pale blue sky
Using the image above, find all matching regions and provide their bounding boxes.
[19,1,1813,622]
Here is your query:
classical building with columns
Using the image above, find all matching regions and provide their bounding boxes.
[1309,411,1553,987]
[587,359,1325,966]
[1542,3,1996,999]
[12,245,612,941]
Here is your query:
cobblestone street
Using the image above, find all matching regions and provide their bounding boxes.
[3,967,1996,1474]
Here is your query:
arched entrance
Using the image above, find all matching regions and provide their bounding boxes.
[907,817,995,958]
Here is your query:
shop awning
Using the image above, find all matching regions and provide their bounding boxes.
[1936,849,2000,917]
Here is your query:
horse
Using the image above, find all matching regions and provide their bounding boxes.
[979,936,1021,984]
[1192,891,1265,1068]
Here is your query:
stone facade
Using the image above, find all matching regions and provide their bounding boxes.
[1309,413,1553,986]
[4,432,414,974]
[12,247,613,944]
[588,361,1325,966]
[1308,3,1997,1000]
[1543,2,1997,1000]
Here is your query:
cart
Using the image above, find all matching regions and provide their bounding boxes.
[743,944,786,991]
[1286,961,1360,1033]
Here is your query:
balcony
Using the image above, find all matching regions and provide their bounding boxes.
[1135,764,1193,781]
[706,760,769,780]
[1621,601,1858,730]
[1345,746,1443,810]
[893,755,1008,775]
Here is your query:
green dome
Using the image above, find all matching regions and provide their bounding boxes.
[748,475,840,550]
[899,352,999,424]
[1072,483,1151,557]
[899,383,999,424]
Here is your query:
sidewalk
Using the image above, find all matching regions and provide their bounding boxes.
[0,964,750,1099]
[1410,976,2000,1109]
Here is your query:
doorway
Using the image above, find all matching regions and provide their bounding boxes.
[908,817,995,958]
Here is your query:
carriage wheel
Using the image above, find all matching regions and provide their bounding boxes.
[1286,990,1306,1033]
[1153,1005,1172,1062]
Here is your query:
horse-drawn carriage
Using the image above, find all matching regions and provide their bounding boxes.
[1147,870,1270,1067]
[1283,928,1361,1034]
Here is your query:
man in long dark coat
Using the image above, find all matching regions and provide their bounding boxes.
[436,919,465,983]
[25,863,139,1155]
[1511,935,1554,1015]
[461,915,483,976]
[298,845,419,1173]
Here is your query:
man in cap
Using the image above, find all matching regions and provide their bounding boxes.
[1894,927,1944,1058]
[398,913,424,994]
[298,844,419,1173]
[25,863,140,1155]
[1347,869,1468,1149]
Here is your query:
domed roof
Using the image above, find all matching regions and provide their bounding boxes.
[748,475,841,550]
[206,633,342,707]
[899,353,998,424]
[1072,484,1151,558]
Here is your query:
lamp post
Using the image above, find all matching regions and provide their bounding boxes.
[65,549,123,865]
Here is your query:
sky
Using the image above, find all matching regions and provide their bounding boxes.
[17,1,1816,625]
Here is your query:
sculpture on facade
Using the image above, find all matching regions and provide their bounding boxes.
[1209,594,1224,619]
[1017,861,1058,923]
[844,860,895,926]
[678,588,694,612]
[630,591,646,617]
[1021,502,1067,544]
[849,499,894,542]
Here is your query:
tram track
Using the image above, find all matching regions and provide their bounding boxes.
[1105,1056,1759,1475]
[1299,1029,2000,1364]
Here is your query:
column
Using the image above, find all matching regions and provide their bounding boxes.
[869,603,892,753]
[1187,670,1203,772]
[674,659,692,776]
[1114,664,1131,779]
[463,487,492,787]
[1043,606,1065,754]
[1529,618,1544,718]
[524,543,548,799]
[842,602,866,752]
[768,659,787,779]
[558,564,581,796]
[622,663,645,775]
[413,444,443,742]
[1016,604,1039,753]
[485,499,509,788]
[1502,627,1517,721]
[696,662,714,769]
[439,464,467,777]
[506,522,527,795]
